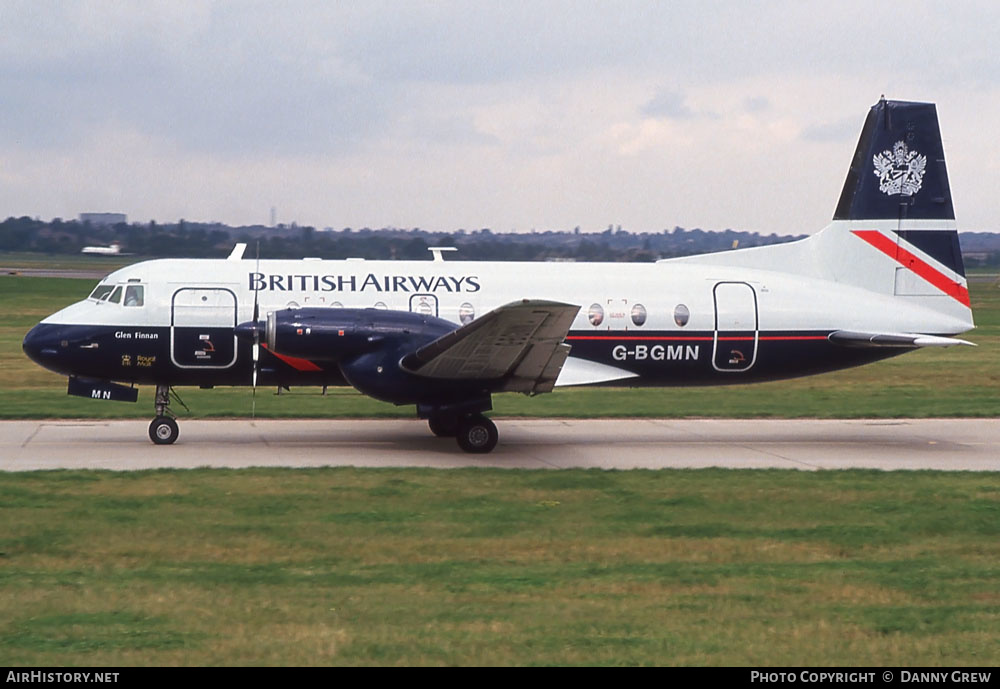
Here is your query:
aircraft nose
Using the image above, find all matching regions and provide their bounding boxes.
[22,323,63,367]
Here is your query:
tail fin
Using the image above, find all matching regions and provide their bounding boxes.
[835,99,954,224]
[832,98,966,280]
[664,97,973,333]
[818,98,970,329]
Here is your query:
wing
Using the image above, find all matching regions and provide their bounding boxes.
[829,330,975,348]
[401,299,580,394]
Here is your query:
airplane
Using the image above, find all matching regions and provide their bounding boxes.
[81,242,124,256]
[22,98,975,453]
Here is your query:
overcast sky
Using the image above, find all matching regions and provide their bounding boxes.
[2,1,998,235]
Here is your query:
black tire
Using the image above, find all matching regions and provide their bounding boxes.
[456,414,498,454]
[149,416,179,445]
[428,415,458,437]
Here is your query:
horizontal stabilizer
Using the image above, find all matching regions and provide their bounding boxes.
[829,331,974,348]
[402,299,580,394]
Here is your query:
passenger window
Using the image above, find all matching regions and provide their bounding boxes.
[631,303,647,326]
[588,303,604,326]
[90,284,114,301]
[459,302,475,325]
[674,304,690,327]
[124,285,144,307]
[108,286,123,304]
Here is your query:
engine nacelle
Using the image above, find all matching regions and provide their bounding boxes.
[259,307,456,363]
[237,307,487,407]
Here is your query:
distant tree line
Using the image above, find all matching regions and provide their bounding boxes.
[2,216,999,265]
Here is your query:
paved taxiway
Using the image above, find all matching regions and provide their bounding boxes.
[2,418,997,471]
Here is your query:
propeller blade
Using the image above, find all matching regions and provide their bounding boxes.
[252,240,261,322]
[251,241,261,421]
[252,342,259,388]
[250,342,259,422]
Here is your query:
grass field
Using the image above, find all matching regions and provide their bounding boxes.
[1,272,999,419]
[1,468,998,666]
[0,251,137,273]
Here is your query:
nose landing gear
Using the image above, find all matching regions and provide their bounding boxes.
[148,384,180,445]
[149,415,179,445]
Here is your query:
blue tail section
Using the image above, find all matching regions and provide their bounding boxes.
[834,99,954,223]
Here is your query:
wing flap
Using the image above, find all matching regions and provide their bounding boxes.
[403,300,580,393]
[500,341,572,394]
[829,330,975,348]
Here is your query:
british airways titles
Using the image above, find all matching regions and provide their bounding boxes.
[248,272,481,293]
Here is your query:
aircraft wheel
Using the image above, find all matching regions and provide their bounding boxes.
[428,415,458,437]
[456,414,498,454]
[149,416,179,445]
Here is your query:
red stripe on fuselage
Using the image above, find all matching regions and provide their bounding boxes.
[758,335,828,341]
[717,336,828,341]
[567,334,829,341]
[567,335,713,341]
[260,344,323,372]
[852,230,971,307]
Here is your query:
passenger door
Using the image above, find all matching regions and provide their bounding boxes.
[712,282,758,372]
[170,287,238,369]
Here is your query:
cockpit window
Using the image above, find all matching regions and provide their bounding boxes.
[124,285,144,307]
[107,286,123,304]
[89,284,114,301]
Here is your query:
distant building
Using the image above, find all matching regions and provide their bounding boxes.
[80,212,127,226]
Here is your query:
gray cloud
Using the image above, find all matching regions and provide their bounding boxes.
[0,3,396,155]
[4,1,998,156]
[641,91,696,120]
[801,117,863,143]
[1,1,998,233]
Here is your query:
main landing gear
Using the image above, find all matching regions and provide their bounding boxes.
[148,384,179,445]
[429,413,499,454]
